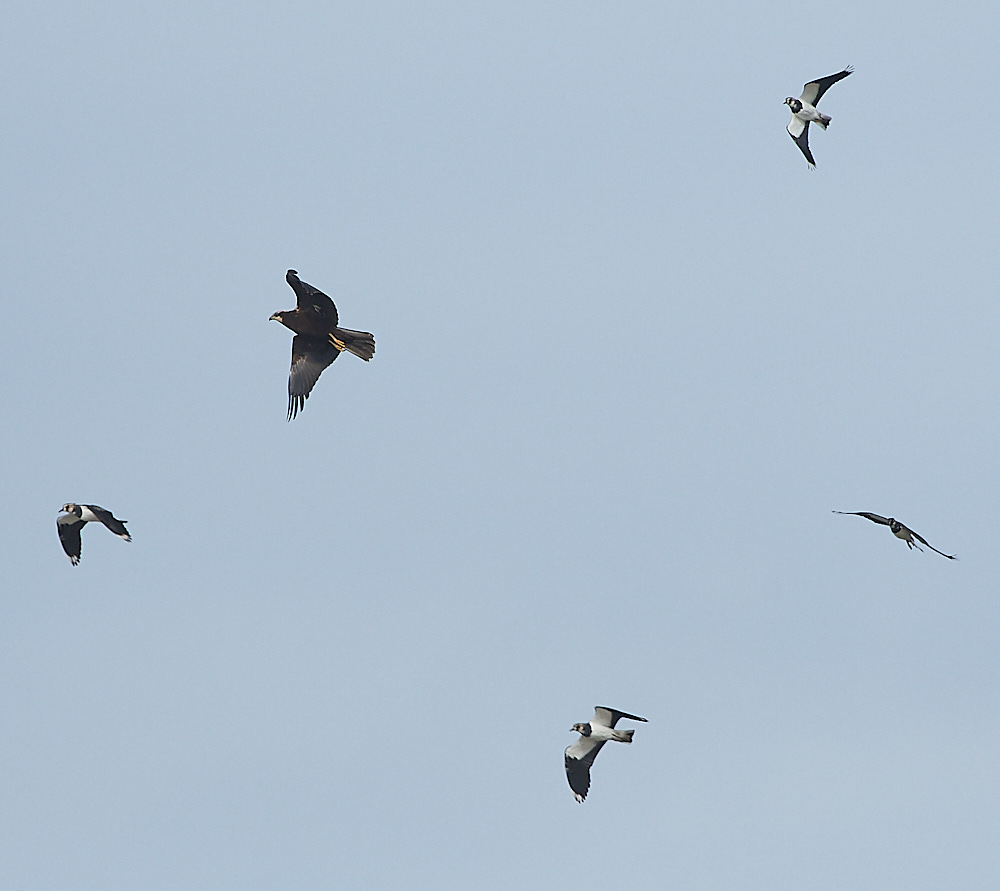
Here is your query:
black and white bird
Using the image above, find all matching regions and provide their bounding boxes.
[785,67,853,167]
[270,270,375,420]
[564,706,647,803]
[833,511,957,559]
[57,503,131,565]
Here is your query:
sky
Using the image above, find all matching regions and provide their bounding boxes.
[3,1,1000,888]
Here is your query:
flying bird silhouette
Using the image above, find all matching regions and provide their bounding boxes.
[564,706,647,803]
[833,511,957,559]
[785,67,853,167]
[57,503,131,565]
[270,270,375,420]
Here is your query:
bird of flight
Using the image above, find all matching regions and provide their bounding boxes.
[57,503,131,565]
[785,67,853,167]
[564,706,647,802]
[833,511,957,559]
[270,269,375,420]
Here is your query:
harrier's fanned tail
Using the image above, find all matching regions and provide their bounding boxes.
[330,327,375,361]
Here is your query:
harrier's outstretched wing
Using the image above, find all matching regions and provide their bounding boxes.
[287,335,339,421]
[286,269,338,325]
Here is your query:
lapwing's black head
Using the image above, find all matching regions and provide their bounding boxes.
[785,97,802,112]
[60,503,77,514]
[571,722,592,737]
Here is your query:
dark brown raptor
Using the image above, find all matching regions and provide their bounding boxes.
[270,269,375,420]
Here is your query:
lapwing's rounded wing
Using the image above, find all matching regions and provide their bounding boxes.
[833,511,892,526]
[56,514,84,565]
[593,707,649,729]
[287,335,339,421]
[800,67,853,107]
[786,117,815,167]
[88,505,131,540]
[564,736,605,803]
[286,269,338,326]
[907,528,958,560]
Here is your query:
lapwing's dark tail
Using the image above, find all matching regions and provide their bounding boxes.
[615,729,636,743]
[330,328,376,361]
[815,114,832,130]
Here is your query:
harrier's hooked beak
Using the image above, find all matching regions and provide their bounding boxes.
[269,313,280,322]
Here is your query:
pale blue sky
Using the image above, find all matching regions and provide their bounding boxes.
[3,1,1000,888]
